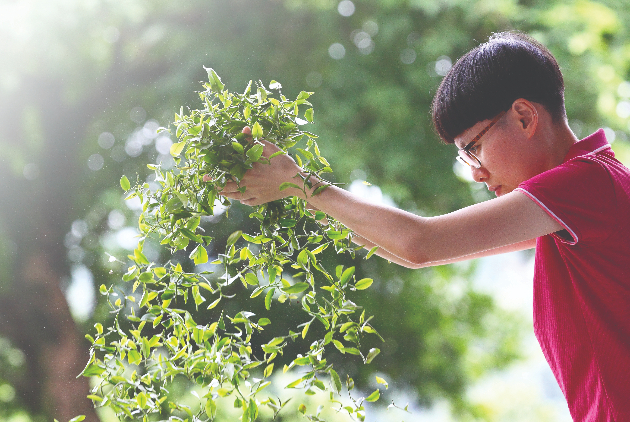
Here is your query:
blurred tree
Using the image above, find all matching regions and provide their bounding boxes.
[0,0,629,420]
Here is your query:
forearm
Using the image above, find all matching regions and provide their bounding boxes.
[301,182,432,265]
[353,224,536,269]
[351,234,423,269]
[298,179,549,266]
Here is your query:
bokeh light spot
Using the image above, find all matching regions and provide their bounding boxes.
[116,227,140,250]
[435,56,452,76]
[618,81,630,98]
[87,153,104,171]
[306,71,322,88]
[155,135,173,155]
[98,131,115,149]
[363,20,378,36]
[328,43,346,60]
[400,48,417,64]
[125,137,143,157]
[65,265,95,322]
[108,209,126,230]
[616,100,630,119]
[143,120,160,139]
[0,384,16,402]
[603,127,616,143]
[338,0,355,17]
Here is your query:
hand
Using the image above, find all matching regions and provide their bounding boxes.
[219,127,305,206]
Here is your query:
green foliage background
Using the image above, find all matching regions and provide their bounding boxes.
[1,0,630,421]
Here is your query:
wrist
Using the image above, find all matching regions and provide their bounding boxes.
[296,172,328,199]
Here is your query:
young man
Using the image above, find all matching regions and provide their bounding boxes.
[221,32,630,421]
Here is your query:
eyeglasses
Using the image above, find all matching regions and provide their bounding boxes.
[456,111,505,169]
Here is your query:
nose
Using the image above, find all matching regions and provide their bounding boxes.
[470,165,489,183]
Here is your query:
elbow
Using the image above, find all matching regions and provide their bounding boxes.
[400,245,432,268]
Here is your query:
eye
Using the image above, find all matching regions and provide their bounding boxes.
[469,144,480,154]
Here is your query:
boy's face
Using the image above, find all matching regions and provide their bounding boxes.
[454,111,546,197]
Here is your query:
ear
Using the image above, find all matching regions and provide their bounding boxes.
[511,99,538,137]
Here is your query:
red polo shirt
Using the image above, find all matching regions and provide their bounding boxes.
[516,129,630,421]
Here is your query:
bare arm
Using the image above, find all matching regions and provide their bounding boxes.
[220,139,557,267]
[353,234,536,269]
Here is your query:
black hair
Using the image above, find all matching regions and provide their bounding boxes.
[431,31,566,143]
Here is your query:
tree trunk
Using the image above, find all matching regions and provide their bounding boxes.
[0,251,99,421]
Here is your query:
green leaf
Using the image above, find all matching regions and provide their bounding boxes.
[365,347,380,364]
[246,143,264,161]
[286,377,303,389]
[330,369,342,393]
[207,297,221,310]
[295,250,308,268]
[282,282,309,294]
[366,245,379,259]
[376,375,388,389]
[69,417,86,422]
[279,182,301,191]
[136,391,147,408]
[268,150,285,159]
[120,175,130,191]
[81,362,105,377]
[355,278,373,290]
[252,121,264,139]
[205,67,224,91]
[258,317,271,326]
[265,288,274,310]
[297,91,312,101]
[128,349,142,365]
[366,389,380,402]
[232,141,244,154]
[339,266,355,286]
[190,245,208,265]
[205,398,217,418]
[133,248,150,265]
[226,230,242,247]
[311,243,328,254]
[250,285,265,298]
[264,363,274,378]
[244,272,259,286]
[301,321,310,339]
[170,141,186,157]
[346,375,354,391]
[304,108,314,123]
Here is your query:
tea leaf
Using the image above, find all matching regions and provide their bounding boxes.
[120,175,130,191]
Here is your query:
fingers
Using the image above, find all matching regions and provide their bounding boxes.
[219,181,242,195]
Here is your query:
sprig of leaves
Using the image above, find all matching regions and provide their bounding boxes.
[83,69,384,421]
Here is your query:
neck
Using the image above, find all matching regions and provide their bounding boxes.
[537,116,580,169]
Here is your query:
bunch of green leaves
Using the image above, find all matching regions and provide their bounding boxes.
[82,69,385,421]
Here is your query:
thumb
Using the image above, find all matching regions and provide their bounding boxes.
[242,126,253,144]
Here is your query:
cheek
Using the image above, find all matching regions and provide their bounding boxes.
[483,142,525,178]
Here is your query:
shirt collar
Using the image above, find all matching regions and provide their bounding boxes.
[563,129,613,162]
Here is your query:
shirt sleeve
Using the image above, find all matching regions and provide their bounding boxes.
[515,157,617,245]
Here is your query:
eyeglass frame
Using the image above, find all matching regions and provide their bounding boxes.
[456,111,506,169]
